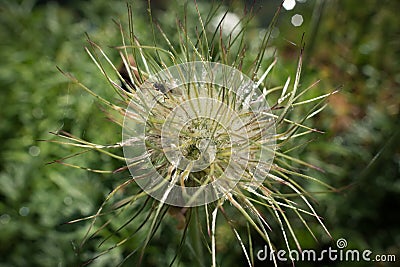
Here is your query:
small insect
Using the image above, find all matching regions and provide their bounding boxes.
[118,56,181,97]
[153,82,169,94]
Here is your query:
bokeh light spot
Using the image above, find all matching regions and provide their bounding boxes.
[29,146,40,157]
[283,0,296,10]
[291,14,304,27]
[19,207,30,217]
[0,214,11,224]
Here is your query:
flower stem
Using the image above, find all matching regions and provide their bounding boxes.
[189,208,205,267]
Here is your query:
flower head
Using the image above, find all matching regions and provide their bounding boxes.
[54,2,334,266]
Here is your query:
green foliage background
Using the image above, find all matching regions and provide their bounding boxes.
[0,0,399,266]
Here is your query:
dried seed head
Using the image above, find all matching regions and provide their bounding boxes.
[122,62,276,207]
